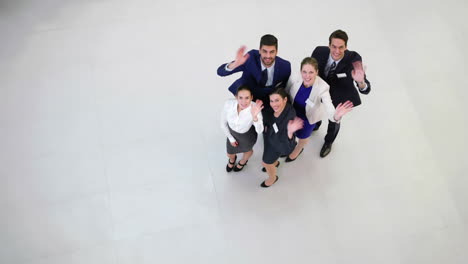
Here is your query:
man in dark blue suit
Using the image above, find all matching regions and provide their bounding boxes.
[312,29,372,157]
[217,34,291,105]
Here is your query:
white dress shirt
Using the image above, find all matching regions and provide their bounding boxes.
[221,99,264,143]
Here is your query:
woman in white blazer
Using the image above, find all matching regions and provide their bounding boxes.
[285,57,353,162]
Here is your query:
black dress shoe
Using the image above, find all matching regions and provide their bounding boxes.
[233,160,248,172]
[261,161,280,172]
[320,143,332,158]
[285,148,304,163]
[261,175,279,188]
[226,156,237,172]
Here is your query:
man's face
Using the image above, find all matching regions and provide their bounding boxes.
[259,45,277,67]
[329,38,347,61]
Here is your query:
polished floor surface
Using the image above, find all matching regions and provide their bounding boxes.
[1,0,467,263]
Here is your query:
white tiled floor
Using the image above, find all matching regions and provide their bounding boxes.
[1,0,467,263]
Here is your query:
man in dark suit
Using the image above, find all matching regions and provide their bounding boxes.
[312,29,371,157]
[217,34,291,105]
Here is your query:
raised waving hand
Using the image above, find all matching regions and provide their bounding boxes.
[228,46,250,70]
[333,100,354,121]
[351,61,365,83]
[287,117,304,139]
[251,99,264,120]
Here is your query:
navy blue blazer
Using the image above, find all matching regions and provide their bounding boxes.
[217,49,291,102]
[312,46,371,107]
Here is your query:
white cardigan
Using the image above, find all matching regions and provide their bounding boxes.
[286,75,337,124]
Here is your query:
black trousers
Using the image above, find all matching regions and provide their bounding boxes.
[315,120,341,144]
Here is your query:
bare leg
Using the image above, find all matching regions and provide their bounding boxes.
[227,153,236,169]
[262,160,279,186]
[236,150,253,169]
[288,138,309,159]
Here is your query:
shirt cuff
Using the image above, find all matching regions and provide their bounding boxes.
[225,63,234,72]
[228,136,236,143]
[354,81,368,92]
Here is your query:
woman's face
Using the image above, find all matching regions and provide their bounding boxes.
[269,93,287,113]
[236,90,252,110]
[301,63,318,87]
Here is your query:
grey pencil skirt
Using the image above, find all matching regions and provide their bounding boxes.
[226,125,258,154]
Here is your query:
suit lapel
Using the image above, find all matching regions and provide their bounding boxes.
[290,79,301,99]
[309,77,321,101]
[253,51,264,83]
[318,48,329,78]
[273,60,279,85]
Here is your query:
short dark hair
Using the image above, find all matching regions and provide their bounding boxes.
[236,85,252,96]
[328,29,348,46]
[260,34,278,49]
[300,57,319,72]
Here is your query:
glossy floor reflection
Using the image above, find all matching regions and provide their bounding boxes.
[1,0,467,263]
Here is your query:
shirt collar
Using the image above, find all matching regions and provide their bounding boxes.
[327,54,343,65]
[260,60,275,71]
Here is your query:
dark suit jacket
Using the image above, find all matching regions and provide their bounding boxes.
[312,46,371,107]
[217,49,291,102]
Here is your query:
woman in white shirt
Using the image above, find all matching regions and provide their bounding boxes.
[221,85,264,172]
[285,57,353,162]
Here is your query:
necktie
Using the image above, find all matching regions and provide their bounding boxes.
[327,61,336,79]
[260,68,268,86]
[326,62,336,84]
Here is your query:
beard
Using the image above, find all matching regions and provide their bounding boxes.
[261,57,274,67]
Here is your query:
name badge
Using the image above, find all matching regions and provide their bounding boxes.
[337,73,347,78]
[306,98,315,107]
[273,123,279,133]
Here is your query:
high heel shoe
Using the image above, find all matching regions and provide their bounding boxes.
[226,155,237,172]
[233,160,248,172]
[285,148,304,163]
[261,160,280,172]
[261,175,279,188]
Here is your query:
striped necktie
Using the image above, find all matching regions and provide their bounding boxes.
[327,61,336,79]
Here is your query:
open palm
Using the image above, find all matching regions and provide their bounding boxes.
[233,46,250,67]
[334,101,354,121]
[287,117,304,134]
[351,61,365,83]
[251,99,264,118]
